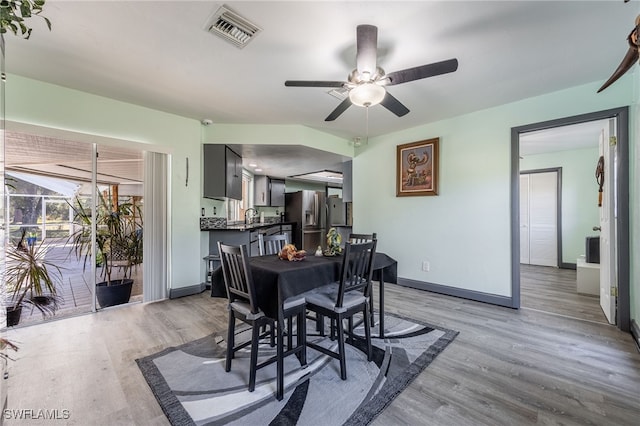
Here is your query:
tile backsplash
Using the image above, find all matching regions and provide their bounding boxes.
[200,217,227,230]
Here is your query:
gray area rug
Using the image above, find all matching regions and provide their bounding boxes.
[137,313,458,426]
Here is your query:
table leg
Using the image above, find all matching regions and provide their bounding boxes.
[378,278,385,339]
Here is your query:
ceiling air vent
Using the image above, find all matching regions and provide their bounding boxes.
[205,5,261,49]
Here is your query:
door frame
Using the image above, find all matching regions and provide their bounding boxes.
[519,168,563,268]
[510,106,630,332]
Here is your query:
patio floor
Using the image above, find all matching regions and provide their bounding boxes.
[11,240,143,326]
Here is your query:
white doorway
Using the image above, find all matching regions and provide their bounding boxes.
[520,170,559,267]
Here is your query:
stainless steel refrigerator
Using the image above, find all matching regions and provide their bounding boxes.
[285,190,326,252]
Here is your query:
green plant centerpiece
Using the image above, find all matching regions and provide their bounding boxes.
[5,229,62,326]
[0,0,51,39]
[69,189,143,308]
[325,227,343,256]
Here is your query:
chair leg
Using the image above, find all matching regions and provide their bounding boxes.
[270,323,276,347]
[297,311,307,366]
[317,314,325,336]
[276,321,284,401]
[348,317,354,344]
[287,317,293,350]
[225,311,235,372]
[363,306,372,362]
[248,322,261,392]
[336,316,347,380]
[330,318,337,340]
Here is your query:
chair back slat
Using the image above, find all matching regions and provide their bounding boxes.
[258,233,289,256]
[336,240,376,307]
[218,242,259,313]
[348,233,377,244]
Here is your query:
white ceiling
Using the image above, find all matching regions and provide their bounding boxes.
[4,1,638,180]
[520,119,610,157]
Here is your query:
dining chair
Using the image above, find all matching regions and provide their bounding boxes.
[348,232,377,244]
[348,233,378,328]
[303,240,376,380]
[217,242,307,400]
[258,233,289,256]
[257,233,290,344]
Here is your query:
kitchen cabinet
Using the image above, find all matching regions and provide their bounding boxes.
[203,144,243,200]
[254,176,285,207]
[342,160,353,203]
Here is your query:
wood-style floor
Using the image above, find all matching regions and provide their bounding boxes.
[4,281,639,425]
[520,264,608,324]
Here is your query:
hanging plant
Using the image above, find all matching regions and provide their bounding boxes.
[0,0,51,40]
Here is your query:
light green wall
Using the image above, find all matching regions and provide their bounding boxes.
[202,124,352,157]
[284,180,326,193]
[520,147,600,265]
[353,77,634,298]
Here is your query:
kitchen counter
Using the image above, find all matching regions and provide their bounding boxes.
[217,222,295,231]
[202,219,295,257]
[200,216,294,231]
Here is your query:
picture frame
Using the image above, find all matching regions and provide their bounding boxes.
[396,138,439,197]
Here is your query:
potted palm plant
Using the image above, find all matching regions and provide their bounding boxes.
[69,190,143,308]
[5,229,62,326]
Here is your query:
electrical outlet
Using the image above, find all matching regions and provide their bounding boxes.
[422,261,430,272]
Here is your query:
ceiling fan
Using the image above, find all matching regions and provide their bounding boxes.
[284,24,459,121]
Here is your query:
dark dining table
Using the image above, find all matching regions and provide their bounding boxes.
[211,252,398,337]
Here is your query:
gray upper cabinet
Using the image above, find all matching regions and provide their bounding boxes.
[254,175,269,206]
[203,144,243,200]
[342,160,353,203]
[270,178,285,206]
[254,176,285,207]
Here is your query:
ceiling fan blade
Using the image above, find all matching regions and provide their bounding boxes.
[386,58,459,86]
[356,24,378,78]
[285,80,345,88]
[380,92,410,117]
[325,98,352,121]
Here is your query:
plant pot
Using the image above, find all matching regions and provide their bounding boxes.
[96,279,133,308]
[6,306,22,327]
[31,295,53,306]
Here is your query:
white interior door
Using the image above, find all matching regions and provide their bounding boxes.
[527,171,558,266]
[519,174,530,263]
[599,120,616,324]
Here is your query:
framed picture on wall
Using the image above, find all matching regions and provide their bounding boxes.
[396,138,439,197]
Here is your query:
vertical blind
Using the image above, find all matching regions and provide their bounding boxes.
[143,151,169,302]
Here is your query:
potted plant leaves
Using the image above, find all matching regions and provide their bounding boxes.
[5,229,62,326]
[68,189,143,308]
[0,0,51,40]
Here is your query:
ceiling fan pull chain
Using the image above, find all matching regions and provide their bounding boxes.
[366,106,370,145]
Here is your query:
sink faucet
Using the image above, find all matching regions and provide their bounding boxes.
[244,208,258,224]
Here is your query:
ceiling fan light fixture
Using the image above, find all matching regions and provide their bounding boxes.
[349,83,386,107]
